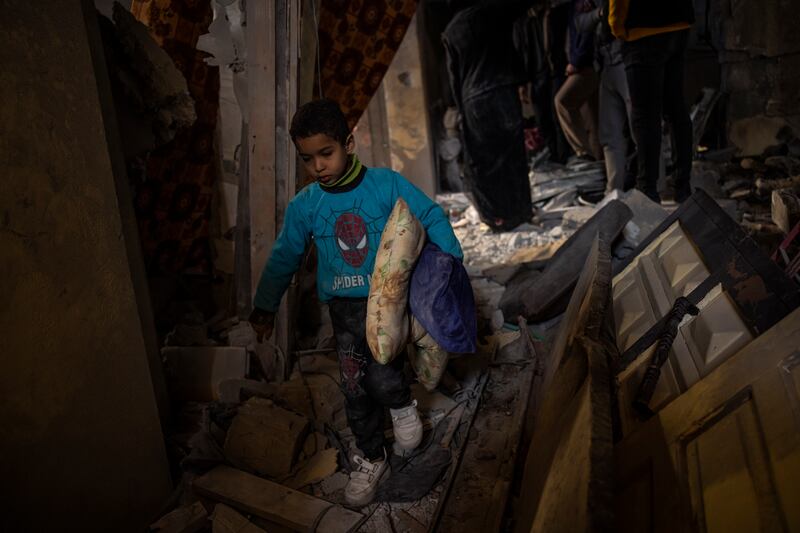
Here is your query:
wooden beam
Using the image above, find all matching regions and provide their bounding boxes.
[273,0,301,377]
[246,0,277,308]
[193,466,364,532]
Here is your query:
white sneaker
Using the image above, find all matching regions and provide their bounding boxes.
[390,400,423,451]
[345,452,390,506]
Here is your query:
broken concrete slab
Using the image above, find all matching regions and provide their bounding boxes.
[162,346,249,401]
[619,189,669,246]
[224,398,309,478]
[211,504,266,533]
[150,501,208,533]
[193,466,364,532]
[500,200,632,323]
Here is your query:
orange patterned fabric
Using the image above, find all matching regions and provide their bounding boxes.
[316,0,417,128]
[129,0,219,274]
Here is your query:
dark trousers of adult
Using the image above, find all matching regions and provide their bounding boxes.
[622,29,692,203]
[329,298,411,461]
[461,85,533,231]
[599,60,633,192]
[554,67,602,160]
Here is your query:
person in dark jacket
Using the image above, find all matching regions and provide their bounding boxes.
[554,0,602,162]
[609,0,695,202]
[443,2,533,231]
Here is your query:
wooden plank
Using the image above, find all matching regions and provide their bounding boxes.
[514,235,615,533]
[437,349,537,532]
[235,121,252,319]
[272,0,301,378]
[529,336,614,532]
[500,200,631,323]
[212,504,266,533]
[150,502,208,533]
[246,0,276,303]
[193,466,363,533]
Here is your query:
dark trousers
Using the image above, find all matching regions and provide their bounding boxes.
[622,30,692,202]
[462,86,533,231]
[329,298,411,460]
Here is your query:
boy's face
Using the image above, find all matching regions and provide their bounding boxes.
[296,133,354,185]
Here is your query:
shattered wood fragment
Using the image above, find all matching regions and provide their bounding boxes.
[212,504,266,533]
[193,466,364,532]
[514,236,615,533]
[150,501,208,533]
[224,398,309,478]
[284,448,339,489]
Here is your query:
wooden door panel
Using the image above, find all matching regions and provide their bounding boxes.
[613,222,754,436]
[616,308,800,533]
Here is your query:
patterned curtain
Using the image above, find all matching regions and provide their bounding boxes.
[316,0,417,128]
[129,0,219,275]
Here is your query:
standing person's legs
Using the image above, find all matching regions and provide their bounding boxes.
[329,298,402,460]
[462,87,532,231]
[623,36,667,202]
[600,63,628,192]
[581,83,602,160]
[554,68,601,158]
[599,62,632,192]
[662,30,693,202]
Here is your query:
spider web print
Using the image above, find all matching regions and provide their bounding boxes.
[317,198,385,279]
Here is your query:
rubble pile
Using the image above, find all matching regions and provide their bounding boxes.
[691,133,800,256]
[151,304,495,532]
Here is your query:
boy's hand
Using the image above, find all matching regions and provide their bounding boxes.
[249,308,275,343]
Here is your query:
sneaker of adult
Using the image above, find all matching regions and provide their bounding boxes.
[390,399,423,451]
[345,452,390,506]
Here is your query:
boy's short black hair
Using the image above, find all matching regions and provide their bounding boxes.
[290,98,351,145]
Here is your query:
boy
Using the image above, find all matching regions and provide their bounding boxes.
[249,99,463,506]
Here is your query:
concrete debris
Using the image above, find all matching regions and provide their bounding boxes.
[224,397,310,478]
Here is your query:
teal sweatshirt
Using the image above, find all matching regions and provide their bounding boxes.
[254,165,463,312]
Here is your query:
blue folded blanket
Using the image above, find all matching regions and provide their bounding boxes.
[409,243,477,353]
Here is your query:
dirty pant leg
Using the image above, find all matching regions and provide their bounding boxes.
[624,60,664,202]
[328,298,410,460]
[662,31,692,197]
[461,86,532,228]
[554,68,601,158]
[599,62,632,192]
